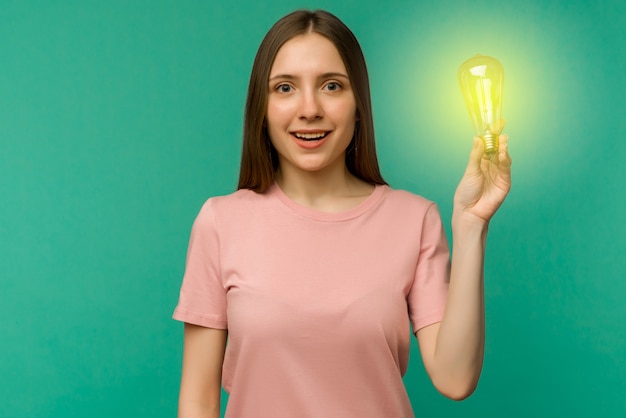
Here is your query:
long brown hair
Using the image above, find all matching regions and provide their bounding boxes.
[237,9,387,192]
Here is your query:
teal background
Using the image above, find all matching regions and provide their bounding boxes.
[1,0,624,416]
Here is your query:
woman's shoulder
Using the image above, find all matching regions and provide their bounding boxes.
[382,186,436,209]
[187,189,271,232]
[196,188,271,216]
[379,187,445,229]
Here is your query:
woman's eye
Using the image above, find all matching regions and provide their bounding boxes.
[276,84,292,93]
[325,82,341,91]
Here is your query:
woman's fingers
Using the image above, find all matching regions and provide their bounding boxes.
[466,136,485,174]
[498,134,512,169]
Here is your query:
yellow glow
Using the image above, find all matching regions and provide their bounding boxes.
[375,9,579,189]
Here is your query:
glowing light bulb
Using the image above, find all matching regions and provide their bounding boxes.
[458,55,504,155]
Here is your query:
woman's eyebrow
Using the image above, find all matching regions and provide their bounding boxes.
[269,74,296,82]
[319,72,349,80]
[269,72,349,83]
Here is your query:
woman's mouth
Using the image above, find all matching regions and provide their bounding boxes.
[292,131,329,141]
[290,131,331,149]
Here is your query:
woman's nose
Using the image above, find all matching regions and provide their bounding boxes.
[298,90,324,120]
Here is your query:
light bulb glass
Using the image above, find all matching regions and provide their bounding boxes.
[458,55,504,155]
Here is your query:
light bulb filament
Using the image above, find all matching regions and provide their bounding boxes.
[458,55,504,155]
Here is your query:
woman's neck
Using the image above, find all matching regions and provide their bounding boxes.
[275,162,374,212]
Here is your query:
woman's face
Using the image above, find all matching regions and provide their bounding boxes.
[266,32,357,177]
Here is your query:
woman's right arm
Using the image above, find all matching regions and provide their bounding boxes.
[178,323,228,418]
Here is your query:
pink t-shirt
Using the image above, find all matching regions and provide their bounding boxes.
[173,183,450,417]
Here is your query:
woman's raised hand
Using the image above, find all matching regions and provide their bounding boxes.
[453,133,512,224]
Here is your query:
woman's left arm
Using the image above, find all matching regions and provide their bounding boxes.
[417,134,512,400]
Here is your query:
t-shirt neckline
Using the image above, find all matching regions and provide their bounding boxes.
[268,182,388,222]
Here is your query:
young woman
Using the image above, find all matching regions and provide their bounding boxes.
[173,9,511,418]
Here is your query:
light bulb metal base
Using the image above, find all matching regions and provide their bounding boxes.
[481,132,499,156]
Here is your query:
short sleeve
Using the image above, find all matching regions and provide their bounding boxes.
[408,203,450,332]
[172,200,228,329]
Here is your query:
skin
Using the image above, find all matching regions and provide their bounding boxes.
[177,32,512,416]
[266,32,374,211]
[178,324,227,418]
[418,134,511,400]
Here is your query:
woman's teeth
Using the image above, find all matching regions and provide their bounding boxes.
[294,132,327,141]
